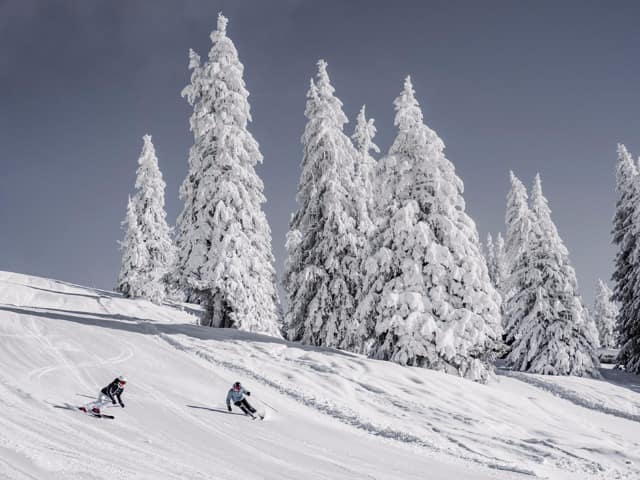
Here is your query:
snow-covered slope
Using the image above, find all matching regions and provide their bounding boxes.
[1,271,639,479]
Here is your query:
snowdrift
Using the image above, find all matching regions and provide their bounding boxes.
[0,271,639,479]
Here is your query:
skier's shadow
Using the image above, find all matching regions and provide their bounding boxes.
[52,403,78,411]
[186,405,245,416]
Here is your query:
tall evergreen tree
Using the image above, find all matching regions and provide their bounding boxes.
[593,279,618,349]
[283,60,361,348]
[117,135,174,304]
[356,77,501,381]
[494,232,508,295]
[503,172,533,343]
[351,105,380,237]
[174,13,281,335]
[505,171,531,271]
[506,174,599,376]
[343,105,380,352]
[485,233,496,284]
[613,144,640,371]
[486,232,508,300]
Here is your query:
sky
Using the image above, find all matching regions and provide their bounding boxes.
[1,0,639,306]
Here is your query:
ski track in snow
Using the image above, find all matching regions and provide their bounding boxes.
[499,369,640,423]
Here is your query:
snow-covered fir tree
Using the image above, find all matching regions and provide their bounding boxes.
[174,13,281,336]
[493,232,508,294]
[505,171,531,271]
[343,105,380,352]
[116,135,175,304]
[485,233,496,284]
[502,172,533,344]
[593,279,618,349]
[613,144,640,371]
[505,174,599,376]
[351,105,380,237]
[356,76,502,381]
[117,198,149,299]
[283,60,362,348]
[486,232,508,295]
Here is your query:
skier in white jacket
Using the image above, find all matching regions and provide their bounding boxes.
[226,381,257,416]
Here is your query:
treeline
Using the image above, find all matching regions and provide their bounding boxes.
[115,14,633,381]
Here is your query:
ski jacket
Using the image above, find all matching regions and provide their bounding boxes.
[101,379,124,406]
[226,387,250,406]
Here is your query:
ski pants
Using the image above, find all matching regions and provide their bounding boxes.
[86,393,113,411]
[234,399,256,415]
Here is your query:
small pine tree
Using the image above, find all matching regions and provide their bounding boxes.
[357,77,501,381]
[283,60,362,348]
[116,135,175,303]
[593,279,618,349]
[117,198,150,299]
[505,174,599,376]
[494,233,508,294]
[486,232,507,319]
[174,14,281,335]
[486,233,496,285]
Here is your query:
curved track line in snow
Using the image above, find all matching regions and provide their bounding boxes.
[499,370,640,423]
[28,346,134,381]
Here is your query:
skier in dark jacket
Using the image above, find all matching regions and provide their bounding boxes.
[81,376,127,414]
[226,381,257,416]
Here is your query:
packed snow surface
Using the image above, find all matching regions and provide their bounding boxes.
[0,271,639,479]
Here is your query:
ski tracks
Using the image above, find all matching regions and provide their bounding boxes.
[499,370,640,423]
[152,328,537,478]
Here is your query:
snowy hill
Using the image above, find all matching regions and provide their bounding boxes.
[1,272,639,479]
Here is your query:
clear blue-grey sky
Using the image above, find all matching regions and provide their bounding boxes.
[1,0,639,306]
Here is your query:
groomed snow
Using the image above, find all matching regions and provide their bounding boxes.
[0,271,639,479]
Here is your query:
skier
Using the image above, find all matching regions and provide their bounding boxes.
[226,381,258,417]
[81,376,127,415]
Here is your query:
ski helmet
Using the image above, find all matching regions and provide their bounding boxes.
[117,375,127,385]
[233,381,241,390]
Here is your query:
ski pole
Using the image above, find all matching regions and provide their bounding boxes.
[256,397,279,413]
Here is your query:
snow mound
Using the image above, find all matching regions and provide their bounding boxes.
[0,271,639,479]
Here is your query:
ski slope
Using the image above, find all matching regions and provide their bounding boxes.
[0,271,639,480]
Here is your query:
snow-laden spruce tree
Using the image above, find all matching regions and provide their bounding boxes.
[485,233,496,284]
[342,105,380,352]
[174,13,281,336]
[356,77,502,381]
[284,60,362,348]
[505,174,599,376]
[493,233,508,294]
[505,171,531,270]
[117,198,149,299]
[116,135,175,304]
[486,232,508,298]
[593,279,618,349]
[352,105,380,237]
[502,172,533,344]
[613,144,640,371]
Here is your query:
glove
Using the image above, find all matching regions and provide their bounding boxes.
[246,391,251,396]
[227,405,232,412]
